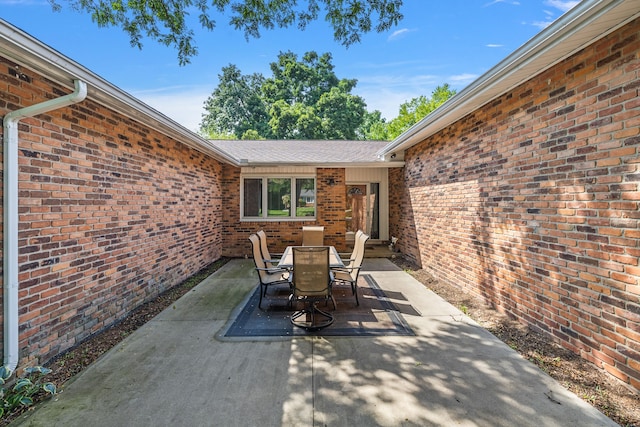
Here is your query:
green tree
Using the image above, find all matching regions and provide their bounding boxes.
[357,110,388,140]
[201,51,370,140]
[385,83,456,139]
[268,101,323,139]
[55,0,404,65]
[200,65,270,139]
[264,51,367,139]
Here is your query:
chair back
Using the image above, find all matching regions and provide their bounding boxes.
[302,226,324,246]
[256,230,275,268]
[345,229,365,267]
[350,232,370,280]
[292,247,330,297]
[249,234,268,280]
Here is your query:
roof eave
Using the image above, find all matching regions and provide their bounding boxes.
[377,0,640,160]
[0,20,241,166]
[239,161,406,168]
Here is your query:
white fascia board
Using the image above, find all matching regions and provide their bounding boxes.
[238,161,405,168]
[377,0,640,160]
[0,20,241,166]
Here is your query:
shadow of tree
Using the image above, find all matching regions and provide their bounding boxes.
[284,319,611,426]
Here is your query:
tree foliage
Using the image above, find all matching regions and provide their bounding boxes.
[200,65,269,139]
[384,84,456,139]
[56,0,404,65]
[201,51,373,140]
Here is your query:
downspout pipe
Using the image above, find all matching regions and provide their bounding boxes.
[3,79,87,370]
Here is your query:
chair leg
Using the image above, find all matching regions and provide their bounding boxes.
[258,283,264,309]
[291,300,334,330]
[354,285,359,306]
[351,281,359,306]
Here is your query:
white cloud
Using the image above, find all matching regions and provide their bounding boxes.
[544,0,579,12]
[449,73,479,85]
[387,28,416,41]
[356,88,414,119]
[354,73,441,119]
[531,20,553,30]
[486,44,504,48]
[129,85,213,132]
[483,0,520,7]
[525,1,578,30]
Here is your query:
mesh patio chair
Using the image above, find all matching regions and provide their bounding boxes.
[249,234,290,309]
[302,226,324,246]
[332,232,369,306]
[289,246,336,330]
[256,230,281,269]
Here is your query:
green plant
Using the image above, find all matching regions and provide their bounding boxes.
[0,365,56,418]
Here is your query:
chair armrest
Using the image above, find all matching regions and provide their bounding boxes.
[332,266,361,273]
[255,266,287,273]
[332,266,355,272]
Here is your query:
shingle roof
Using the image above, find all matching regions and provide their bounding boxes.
[208,140,393,166]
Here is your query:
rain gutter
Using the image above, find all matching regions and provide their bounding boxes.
[3,79,87,370]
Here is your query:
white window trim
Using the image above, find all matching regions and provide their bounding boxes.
[240,174,317,221]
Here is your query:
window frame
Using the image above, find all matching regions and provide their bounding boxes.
[240,174,317,221]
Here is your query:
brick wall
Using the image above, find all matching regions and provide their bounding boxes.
[222,167,348,257]
[1,56,224,366]
[390,18,640,389]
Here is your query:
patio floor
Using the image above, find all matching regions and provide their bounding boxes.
[13,259,615,426]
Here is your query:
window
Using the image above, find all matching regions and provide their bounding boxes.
[242,176,316,220]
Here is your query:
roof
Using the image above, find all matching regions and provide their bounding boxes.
[378,0,640,160]
[208,140,402,167]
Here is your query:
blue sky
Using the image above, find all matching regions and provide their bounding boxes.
[2,0,579,132]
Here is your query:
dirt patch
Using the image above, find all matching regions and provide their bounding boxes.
[390,256,639,427]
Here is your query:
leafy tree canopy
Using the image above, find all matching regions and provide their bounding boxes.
[200,64,270,138]
[55,0,404,65]
[200,50,375,140]
[384,83,457,139]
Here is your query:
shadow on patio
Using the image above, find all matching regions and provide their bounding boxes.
[13,259,615,427]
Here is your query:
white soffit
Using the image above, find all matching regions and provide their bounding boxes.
[378,0,640,158]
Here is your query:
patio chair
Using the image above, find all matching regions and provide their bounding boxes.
[332,232,369,306]
[289,246,336,330]
[249,234,290,309]
[302,225,324,246]
[256,230,280,269]
[341,229,365,268]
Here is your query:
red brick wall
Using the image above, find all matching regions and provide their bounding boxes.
[222,167,348,257]
[390,18,640,389]
[1,56,224,366]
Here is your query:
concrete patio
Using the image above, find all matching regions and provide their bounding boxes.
[13,258,616,426]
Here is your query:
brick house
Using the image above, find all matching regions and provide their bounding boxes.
[1,0,639,391]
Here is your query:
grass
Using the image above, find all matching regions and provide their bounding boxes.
[266,206,316,217]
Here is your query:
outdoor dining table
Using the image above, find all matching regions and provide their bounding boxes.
[277,245,345,269]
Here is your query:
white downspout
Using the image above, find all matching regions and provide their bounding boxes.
[3,79,87,370]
